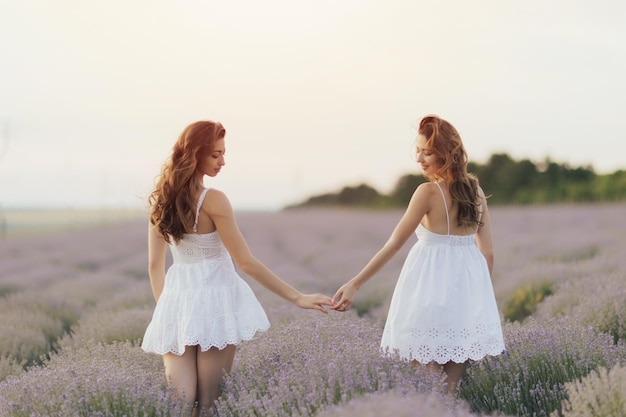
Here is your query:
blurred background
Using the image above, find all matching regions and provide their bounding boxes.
[1,0,625,212]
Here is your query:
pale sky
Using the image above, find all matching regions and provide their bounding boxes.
[1,0,625,210]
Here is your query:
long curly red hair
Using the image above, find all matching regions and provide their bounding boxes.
[149,121,226,243]
[418,115,483,228]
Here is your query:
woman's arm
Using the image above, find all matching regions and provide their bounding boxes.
[148,222,167,302]
[205,189,333,313]
[475,187,495,276]
[332,183,434,310]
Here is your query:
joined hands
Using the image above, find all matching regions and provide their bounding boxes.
[295,293,335,314]
[294,281,358,314]
[331,281,358,312]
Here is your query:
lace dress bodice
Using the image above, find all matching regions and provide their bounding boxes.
[170,231,230,264]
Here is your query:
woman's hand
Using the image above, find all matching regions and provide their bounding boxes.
[332,282,358,312]
[295,293,335,314]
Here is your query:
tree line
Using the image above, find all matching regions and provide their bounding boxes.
[287,153,626,208]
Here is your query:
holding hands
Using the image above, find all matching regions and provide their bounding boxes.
[295,292,335,314]
[331,281,358,312]
[292,281,358,314]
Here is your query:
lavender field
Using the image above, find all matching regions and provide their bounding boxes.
[1,204,625,417]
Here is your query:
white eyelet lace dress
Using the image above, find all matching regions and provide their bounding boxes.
[380,183,505,364]
[141,188,270,355]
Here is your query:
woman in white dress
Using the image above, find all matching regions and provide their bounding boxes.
[141,120,333,416]
[332,115,505,396]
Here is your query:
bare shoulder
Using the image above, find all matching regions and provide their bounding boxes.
[407,182,437,212]
[202,188,233,215]
[416,181,436,192]
[413,182,438,200]
[205,188,228,200]
[396,182,436,231]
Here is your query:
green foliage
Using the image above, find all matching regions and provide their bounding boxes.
[352,297,383,318]
[460,318,626,417]
[287,154,626,208]
[594,170,626,201]
[0,285,18,298]
[388,174,428,205]
[504,281,554,322]
[286,184,387,208]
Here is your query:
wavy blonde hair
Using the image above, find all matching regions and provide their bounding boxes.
[418,115,483,228]
[149,121,226,243]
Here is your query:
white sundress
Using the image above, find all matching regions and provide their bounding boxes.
[141,188,270,355]
[380,182,505,364]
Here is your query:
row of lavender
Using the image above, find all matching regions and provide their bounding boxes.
[0,204,625,416]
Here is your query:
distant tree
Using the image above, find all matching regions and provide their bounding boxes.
[336,184,381,205]
[594,170,626,201]
[285,154,624,209]
[479,153,520,203]
[287,183,382,208]
[389,174,427,205]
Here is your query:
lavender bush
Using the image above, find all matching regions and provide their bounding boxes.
[537,271,626,344]
[58,279,155,349]
[486,203,624,302]
[0,271,149,373]
[0,341,183,417]
[0,355,24,383]
[2,203,626,416]
[316,389,507,417]
[216,310,443,417]
[0,220,154,372]
[59,306,152,348]
[0,306,64,368]
[459,318,626,417]
[556,363,626,417]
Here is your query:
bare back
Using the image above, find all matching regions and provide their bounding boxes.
[420,182,480,236]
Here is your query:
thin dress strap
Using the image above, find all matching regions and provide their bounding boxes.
[192,188,210,233]
[434,182,450,235]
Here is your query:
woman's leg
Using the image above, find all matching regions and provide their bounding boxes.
[413,359,444,374]
[163,346,199,407]
[442,361,468,396]
[195,345,237,413]
[412,360,467,396]
[426,361,443,374]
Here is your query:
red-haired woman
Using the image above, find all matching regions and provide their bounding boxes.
[141,121,333,416]
[332,115,505,396]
